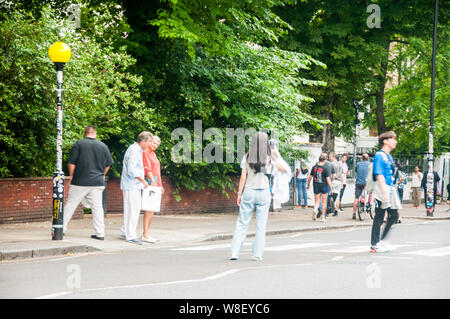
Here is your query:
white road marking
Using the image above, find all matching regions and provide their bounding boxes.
[35,269,241,299]
[265,243,337,251]
[402,246,450,257]
[323,245,409,253]
[172,242,249,251]
[323,245,369,253]
[405,241,437,245]
[34,262,315,299]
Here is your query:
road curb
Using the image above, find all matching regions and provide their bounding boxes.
[402,216,450,221]
[0,245,100,262]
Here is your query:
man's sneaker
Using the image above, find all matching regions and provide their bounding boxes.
[127,239,143,245]
[119,234,126,240]
[90,235,104,240]
[142,236,159,243]
[251,256,262,261]
[380,240,393,251]
[370,242,389,253]
[230,254,238,261]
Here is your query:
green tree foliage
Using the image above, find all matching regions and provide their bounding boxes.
[276,1,386,150]
[276,0,448,151]
[0,4,150,177]
[121,0,326,194]
[384,30,450,156]
[4,0,445,198]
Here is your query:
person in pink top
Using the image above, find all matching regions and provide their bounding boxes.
[142,135,163,243]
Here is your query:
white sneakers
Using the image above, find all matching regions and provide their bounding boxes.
[141,236,159,243]
[370,241,390,253]
[312,209,326,222]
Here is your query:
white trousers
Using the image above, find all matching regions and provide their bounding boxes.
[63,185,105,236]
[120,189,142,241]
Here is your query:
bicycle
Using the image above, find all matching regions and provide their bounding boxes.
[357,186,374,221]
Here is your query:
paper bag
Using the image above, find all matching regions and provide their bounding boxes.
[141,186,162,212]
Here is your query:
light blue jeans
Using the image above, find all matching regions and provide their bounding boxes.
[296,178,308,206]
[230,188,271,259]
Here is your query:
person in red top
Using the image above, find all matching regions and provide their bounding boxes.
[142,136,163,243]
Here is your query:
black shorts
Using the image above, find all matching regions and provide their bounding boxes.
[314,183,329,194]
[355,184,365,198]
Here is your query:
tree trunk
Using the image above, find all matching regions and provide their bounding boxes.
[375,41,392,135]
[322,96,335,152]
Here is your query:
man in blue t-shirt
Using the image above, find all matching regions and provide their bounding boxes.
[352,153,370,219]
[370,131,400,253]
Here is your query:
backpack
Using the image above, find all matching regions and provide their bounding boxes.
[365,162,376,192]
[326,195,335,216]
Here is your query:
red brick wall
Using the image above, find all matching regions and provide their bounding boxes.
[106,176,239,215]
[0,178,83,224]
[0,176,239,224]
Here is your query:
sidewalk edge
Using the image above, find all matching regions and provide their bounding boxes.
[1,245,101,262]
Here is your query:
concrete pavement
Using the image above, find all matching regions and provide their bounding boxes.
[1,202,449,261]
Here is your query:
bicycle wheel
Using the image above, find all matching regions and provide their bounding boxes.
[357,201,366,221]
[368,201,375,219]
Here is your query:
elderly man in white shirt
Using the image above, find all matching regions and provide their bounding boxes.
[120,131,153,244]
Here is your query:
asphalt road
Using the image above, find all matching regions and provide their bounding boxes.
[1,220,449,299]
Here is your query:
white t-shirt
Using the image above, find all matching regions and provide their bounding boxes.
[340,161,348,184]
[241,155,273,189]
[412,172,423,187]
[294,160,308,179]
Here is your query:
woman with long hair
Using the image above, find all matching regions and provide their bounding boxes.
[230,132,286,261]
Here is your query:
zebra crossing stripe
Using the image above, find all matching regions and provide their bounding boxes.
[402,246,450,257]
[172,242,449,257]
[322,245,369,253]
[173,243,230,251]
[323,245,409,253]
[265,243,337,252]
[173,243,249,251]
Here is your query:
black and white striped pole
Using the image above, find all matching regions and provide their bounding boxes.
[48,42,71,240]
[426,0,438,217]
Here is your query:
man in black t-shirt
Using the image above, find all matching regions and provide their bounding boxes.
[307,153,332,222]
[63,126,114,240]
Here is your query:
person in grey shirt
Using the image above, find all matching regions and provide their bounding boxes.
[352,153,370,219]
[317,153,336,217]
